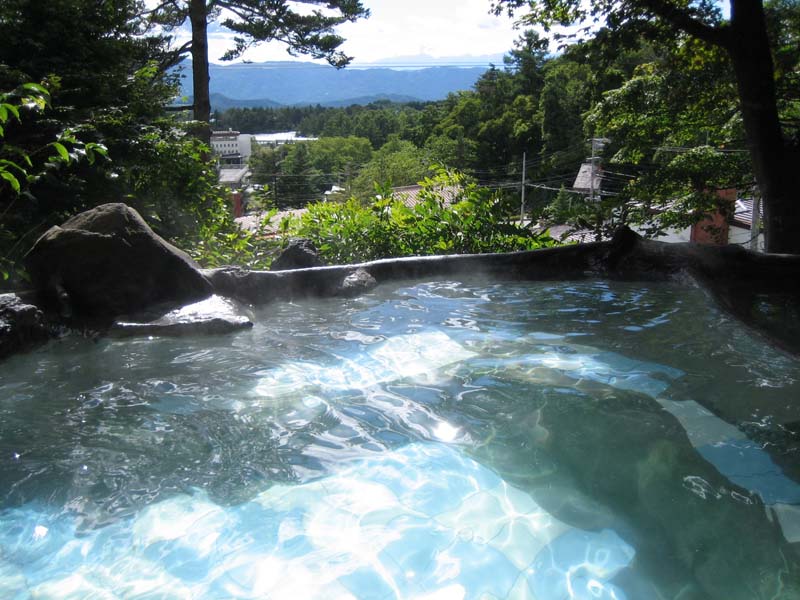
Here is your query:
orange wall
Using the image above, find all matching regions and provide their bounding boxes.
[690,188,736,245]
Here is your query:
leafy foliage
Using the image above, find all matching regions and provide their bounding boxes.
[578,34,756,238]
[0,82,109,281]
[307,136,373,177]
[248,135,435,207]
[350,137,436,197]
[0,0,269,285]
[491,0,800,252]
[290,170,553,264]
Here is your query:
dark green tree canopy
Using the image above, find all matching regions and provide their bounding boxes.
[0,0,171,117]
[492,0,800,253]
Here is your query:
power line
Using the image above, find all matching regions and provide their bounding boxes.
[526,183,573,193]
[601,169,637,179]
[655,145,749,154]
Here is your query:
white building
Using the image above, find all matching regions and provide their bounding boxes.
[210,130,239,157]
[210,130,255,163]
[252,131,318,147]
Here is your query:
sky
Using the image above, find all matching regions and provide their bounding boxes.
[169,0,523,66]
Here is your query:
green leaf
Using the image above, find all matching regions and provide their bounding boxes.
[0,102,20,122]
[20,82,50,97]
[0,159,27,175]
[1,171,21,193]
[49,142,70,162]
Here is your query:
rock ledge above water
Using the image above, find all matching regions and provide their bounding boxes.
[4,204,800,360]
[110,295,253,338]
[0,293,50,361]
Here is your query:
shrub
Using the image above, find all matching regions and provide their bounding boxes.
[292,170,553,264]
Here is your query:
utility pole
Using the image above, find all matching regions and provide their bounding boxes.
[588,138,609,202]
[588,137,610,241]
[589,143,596,204]
[751,187,761,251]
[519,152,527,225]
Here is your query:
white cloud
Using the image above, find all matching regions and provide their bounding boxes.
[166,0,522,65]
[335,0,520,62]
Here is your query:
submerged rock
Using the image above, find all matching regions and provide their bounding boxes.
[0,293,51,360]
[533,382,800,599]
[24,203,212,319]
[110,295,253,338]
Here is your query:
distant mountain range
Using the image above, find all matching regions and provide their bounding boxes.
[205,92,422,111]
[176,60,492,109]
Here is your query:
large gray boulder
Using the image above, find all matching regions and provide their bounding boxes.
[24,203,212,318]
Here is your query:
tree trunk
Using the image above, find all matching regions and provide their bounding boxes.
[189,0,211,143]
[727,0,800,254]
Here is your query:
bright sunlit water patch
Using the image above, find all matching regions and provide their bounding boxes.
[251,330,476,397]
[1,279,799,599]
[0,444,633,599]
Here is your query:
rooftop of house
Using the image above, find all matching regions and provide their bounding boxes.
[219,167,250,185]
[545,224,599,244]
[732,197,761,229]
[391,184,461,209]
[572,162,604,192]
[211,130,240,140]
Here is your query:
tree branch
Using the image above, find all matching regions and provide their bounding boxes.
[175,39,193,55]
[216,1,257,22]
[140,0,181,16]
[156,39,193,73]
[636,0,730,48]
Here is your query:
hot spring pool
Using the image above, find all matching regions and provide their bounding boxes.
[1,279,799,599]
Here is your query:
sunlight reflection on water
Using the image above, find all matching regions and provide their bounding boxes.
[1,279,799,599]
[0,444,634,599]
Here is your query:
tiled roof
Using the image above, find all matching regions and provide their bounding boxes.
[392,185,461,208]
[732,198,761,230]
[546,225,600,244]
[572,163,603,192]
[219,167,250,185]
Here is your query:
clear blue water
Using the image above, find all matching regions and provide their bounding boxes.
[1,279,799,599]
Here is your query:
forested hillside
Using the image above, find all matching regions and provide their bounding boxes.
[223,2,798,244]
